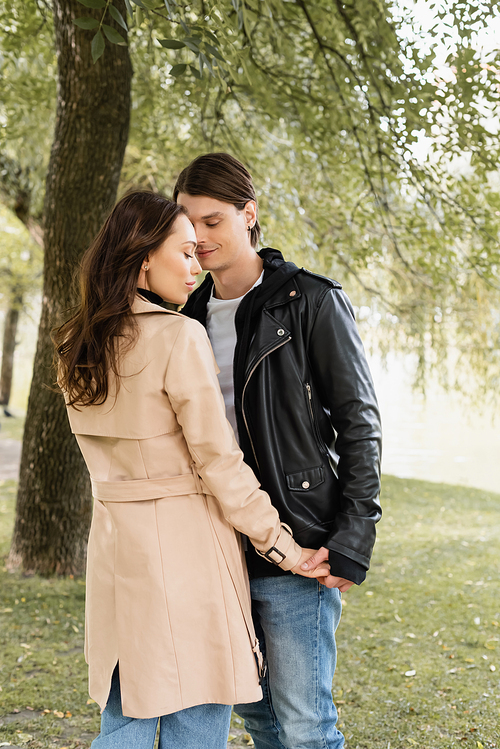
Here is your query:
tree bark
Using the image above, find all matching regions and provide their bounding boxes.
[8,0,132,574]
[0,297,21,407]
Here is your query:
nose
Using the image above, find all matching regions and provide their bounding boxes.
[193,222,207,247]
[191,255,202,276]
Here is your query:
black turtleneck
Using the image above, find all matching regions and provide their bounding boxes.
[137,288,179,311]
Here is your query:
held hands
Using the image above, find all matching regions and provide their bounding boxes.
[291,548,331,579]
[300,546,355,592]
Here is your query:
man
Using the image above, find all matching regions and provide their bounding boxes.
[175,153,382,749]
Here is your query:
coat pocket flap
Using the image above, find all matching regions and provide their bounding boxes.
[286,466,325,492]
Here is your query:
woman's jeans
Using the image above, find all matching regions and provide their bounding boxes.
[234,575,344,749]
[91,666,232,749]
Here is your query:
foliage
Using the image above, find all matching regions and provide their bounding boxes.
[0,0,56,219]
[0,203,42,310]
[1,474,499,747]
[1,0,500,395]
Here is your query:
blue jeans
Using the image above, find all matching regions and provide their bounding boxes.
[91,666,232,749]
[234,576,344,749]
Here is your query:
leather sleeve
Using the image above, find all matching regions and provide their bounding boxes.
[308,288,382,569]
[328,550,366,585]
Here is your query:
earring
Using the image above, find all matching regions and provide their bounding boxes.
[247,225,252,232]
[143,265,149,271]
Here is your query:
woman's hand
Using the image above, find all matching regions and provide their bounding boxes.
[291,548,331,579]
[300,546,355,591]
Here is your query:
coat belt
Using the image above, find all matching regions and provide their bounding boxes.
[91,466,209,502]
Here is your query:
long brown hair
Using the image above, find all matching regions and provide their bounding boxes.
[173,152,261,248]
[54,191,186,407]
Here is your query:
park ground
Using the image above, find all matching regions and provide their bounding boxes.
[0,416,499,748]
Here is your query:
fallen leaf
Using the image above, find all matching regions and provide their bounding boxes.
[64,711,72,718]
[490,665,496,671]
[405,670,416,677]
[53,710,64,718]
[16,734,33,743]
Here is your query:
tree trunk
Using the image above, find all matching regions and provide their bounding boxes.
[0,296,22,408]
[8,0,132,575]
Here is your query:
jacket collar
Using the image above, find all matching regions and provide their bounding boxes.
[181,247,302,326]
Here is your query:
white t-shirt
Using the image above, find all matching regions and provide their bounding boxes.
[206,272,264,439]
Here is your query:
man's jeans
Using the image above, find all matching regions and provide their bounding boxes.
[91,666,232,749]
[235,575,344,749]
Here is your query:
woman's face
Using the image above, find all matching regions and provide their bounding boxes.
[140,214,201,304]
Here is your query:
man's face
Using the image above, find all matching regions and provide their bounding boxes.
[176,193,255,272]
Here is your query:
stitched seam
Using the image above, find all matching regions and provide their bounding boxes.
[136,440,149,479]
[316,583,329,749]
[204,497,237,697]
[153,500,183,704]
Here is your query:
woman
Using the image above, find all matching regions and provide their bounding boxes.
[54,191,327,748]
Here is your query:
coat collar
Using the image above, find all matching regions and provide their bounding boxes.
[132,296,185,317]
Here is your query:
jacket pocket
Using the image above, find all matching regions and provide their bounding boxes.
[286,466,325,492]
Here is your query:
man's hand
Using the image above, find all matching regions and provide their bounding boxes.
[301,547,355,592]
[291,548,330,579]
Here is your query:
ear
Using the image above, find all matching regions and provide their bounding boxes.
[244,200,257,227]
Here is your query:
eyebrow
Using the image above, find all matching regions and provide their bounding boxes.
[201,211,224,220]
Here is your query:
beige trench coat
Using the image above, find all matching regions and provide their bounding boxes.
[64,297,301,719]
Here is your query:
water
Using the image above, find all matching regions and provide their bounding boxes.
[368,353,500,494]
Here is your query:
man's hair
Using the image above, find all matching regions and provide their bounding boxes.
[173,152,261,248]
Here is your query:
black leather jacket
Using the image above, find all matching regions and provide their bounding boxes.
[183,248,382,582]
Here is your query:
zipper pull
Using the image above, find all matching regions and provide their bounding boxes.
[306,383,312,401]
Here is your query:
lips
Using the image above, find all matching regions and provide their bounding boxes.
[196,248,216,258]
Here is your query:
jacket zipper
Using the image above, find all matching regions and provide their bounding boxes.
[305,382,327,453]
[242,337,291,472]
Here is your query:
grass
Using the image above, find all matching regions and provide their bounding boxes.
[0,414,25,442]
[1,475,499,748]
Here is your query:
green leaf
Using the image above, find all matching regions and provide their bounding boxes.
[183,40,200,53]
[91,29,105,62]
[108,4,128,31]
[169,63,187,77]
[204,43,224,62]
[203,30,219,45]
[159,40,185,49]
[200,53,214,75]
[73,17,99,29]
[102,24,125,44]
[140,0,158,8]
[124,0,134,16]
[130,0,147,8]
[77,0,105,7]
[190,64,202,80]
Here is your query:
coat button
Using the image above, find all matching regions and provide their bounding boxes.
[302,481,310,489]
[277,328,285,336]
[289,290,296,297]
